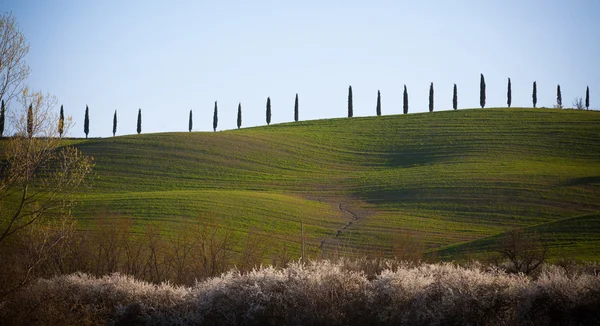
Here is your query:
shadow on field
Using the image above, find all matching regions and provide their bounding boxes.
[562,176,600,186]
[359,189,419,205]
[379,142,474,168]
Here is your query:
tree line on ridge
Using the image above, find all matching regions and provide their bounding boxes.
[0,78,592,139]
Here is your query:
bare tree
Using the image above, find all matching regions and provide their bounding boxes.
[168,221,198,284]
[0,210,79,297]
[237,228,267,271]
[573,97,585,110]
[0,13,30,105]
[497,229,547,275]
[141,225,168,283]
[195,222,233,278]
[90,212,131,275]
[0,88,94,244]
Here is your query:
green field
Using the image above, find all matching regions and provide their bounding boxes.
[64,108,600,260]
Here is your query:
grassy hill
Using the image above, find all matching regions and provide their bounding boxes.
[67,108,600,261]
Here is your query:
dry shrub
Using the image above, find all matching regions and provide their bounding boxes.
[0,213,77,297]
[270,237,293,268]
[0,272,190,325]
[371,262,528,325]
[237,227,267,271]
[2,209,597,326]
[392,230,425,262]
[513,264,600,325]
[0,212,239,301]
[3,259,599,325]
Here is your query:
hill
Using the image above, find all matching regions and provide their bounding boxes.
[69,108,600,261]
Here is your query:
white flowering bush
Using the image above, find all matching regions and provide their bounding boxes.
[2,259,599,325]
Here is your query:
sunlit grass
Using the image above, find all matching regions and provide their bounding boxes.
[30,108,600,259]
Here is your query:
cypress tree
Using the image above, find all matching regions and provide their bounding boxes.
[429,82,434,112]
[27,104,33,137]
[507,78,512,108]
[113,110,117,137]
[84,105,89,138]
[266,97,271,125]
[532,81,537,108]
[480,74,486,108]
[213,101,218,132]
[237,103,242,129]
[403,85,408,114]
[586,86,590,110]
[453,84,458,110]
[0,100,5,137]
[294,93,299,122]
[557,85,562,108]
[376,90,381,116]
[189,110,193,132]
[348,85,353,118]
[137,109,142,134]
[58,105,64,137]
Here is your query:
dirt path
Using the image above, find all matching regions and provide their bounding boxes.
[319,201,369,257]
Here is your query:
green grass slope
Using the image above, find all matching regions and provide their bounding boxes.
[65,108,600,260]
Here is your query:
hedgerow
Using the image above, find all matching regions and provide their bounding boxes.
[1,260,599,325]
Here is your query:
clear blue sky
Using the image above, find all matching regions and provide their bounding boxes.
[2,0,599,137]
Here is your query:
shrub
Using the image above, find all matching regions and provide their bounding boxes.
[2,259,599,325]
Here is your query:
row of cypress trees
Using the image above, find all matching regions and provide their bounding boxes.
[78,105,127,138]
[0,80,590,138]
[346,77,590,118]
[224,80,590,132]
[52,94,293,138]
[76,105,140,138]
[198,94,299,132]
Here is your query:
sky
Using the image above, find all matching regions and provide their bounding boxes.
[1,0,599,137]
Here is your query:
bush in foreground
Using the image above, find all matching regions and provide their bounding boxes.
[2,260,599,325]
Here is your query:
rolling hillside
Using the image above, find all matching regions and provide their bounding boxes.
[69,108,600,260]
